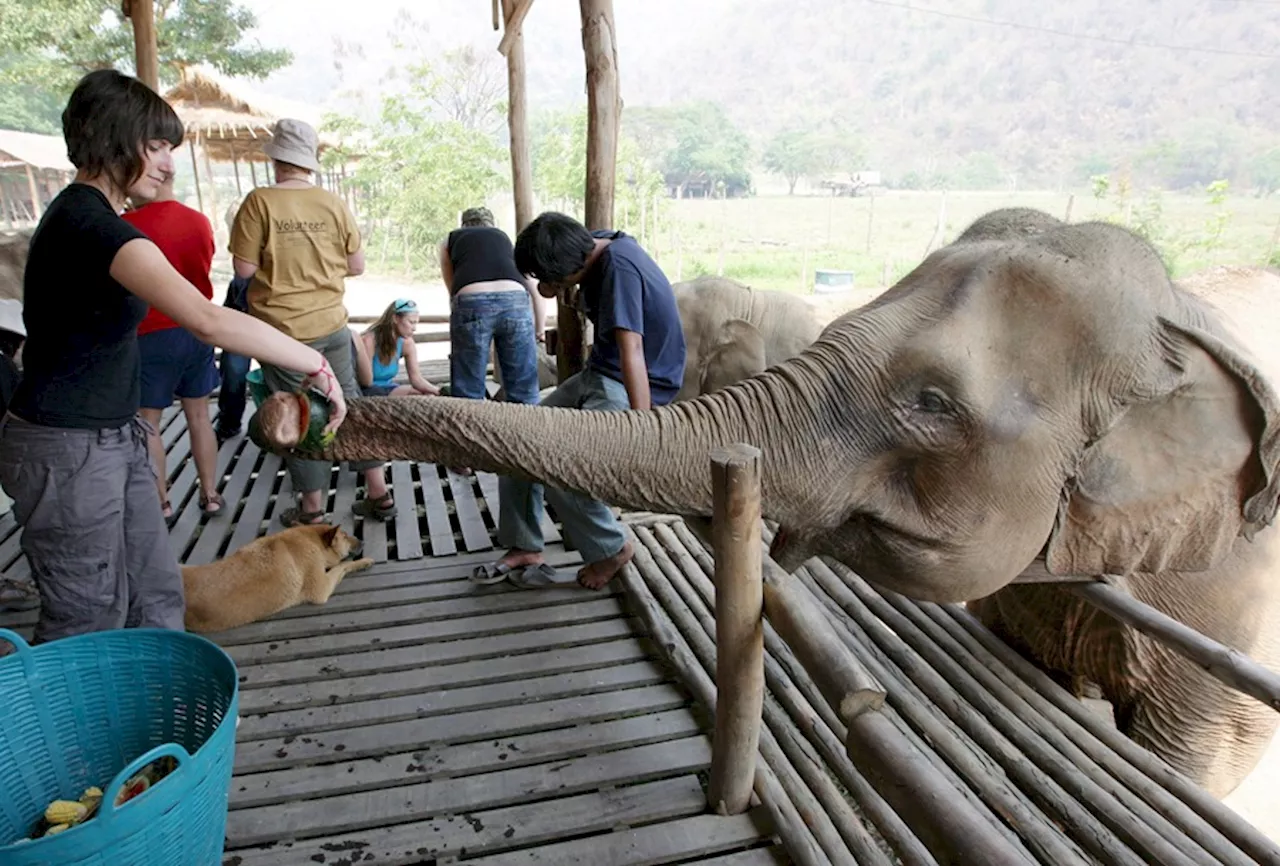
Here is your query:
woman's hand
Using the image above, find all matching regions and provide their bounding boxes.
[302,358,348,434]
[416,382,441,396]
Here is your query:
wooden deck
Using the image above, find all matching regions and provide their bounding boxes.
[2,396,1279,864]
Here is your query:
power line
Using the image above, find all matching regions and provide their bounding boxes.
[861,0,1280,59]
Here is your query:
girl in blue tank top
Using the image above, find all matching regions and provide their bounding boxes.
[354,298,441,396]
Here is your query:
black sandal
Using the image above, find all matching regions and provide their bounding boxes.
[199,492,225,517]
[279,506,325,527]
[353,492,397,522]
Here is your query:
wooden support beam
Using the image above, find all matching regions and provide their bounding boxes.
[188,139,204,214]
[502,0,534,233]
[707,445,765,815]
[498,0,535,56]
[1068,580,1280,712]
[248,158,259,189]
[24,165,41,220]
[230,144,243,198]
[492,0,501,29]
[126,0,159,91]
[580,0,620,231]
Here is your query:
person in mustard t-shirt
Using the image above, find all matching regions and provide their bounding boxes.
[229,118,395,527]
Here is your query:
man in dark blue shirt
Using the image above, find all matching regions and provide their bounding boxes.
[471,212,686,591]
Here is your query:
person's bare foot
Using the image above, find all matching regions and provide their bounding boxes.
[499,548,544,570]
[577,541,634,590]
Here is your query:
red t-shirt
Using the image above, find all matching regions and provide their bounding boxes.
[122,200,216,336]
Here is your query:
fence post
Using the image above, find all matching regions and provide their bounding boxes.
[706,443,765,814]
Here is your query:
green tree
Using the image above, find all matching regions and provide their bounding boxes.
[629,102,751,196]
[326,61,505,275]
[1251,148,1280,197]
[762,128,820,195]
[0,0,290,92]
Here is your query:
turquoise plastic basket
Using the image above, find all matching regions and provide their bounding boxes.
[0,628,239,866]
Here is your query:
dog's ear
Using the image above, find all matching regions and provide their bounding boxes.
[323,525,342,547]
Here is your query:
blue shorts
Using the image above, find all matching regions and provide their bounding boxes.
[138,327,220,409]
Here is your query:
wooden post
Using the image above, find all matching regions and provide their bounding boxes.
[501,0,535,233]
[201,142,220,223]
[706,444,765,815]
[1064,193,1075,223]
[561,0,620,383]
[128,0,159,91]
[24,165,41,219]
[0,177,12,230]
[248,157,259,189]
[188,139,204,214]
[230,144,243,197]
[1068,581,1280,711]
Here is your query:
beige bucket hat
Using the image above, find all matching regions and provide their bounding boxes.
[263,118,321,173]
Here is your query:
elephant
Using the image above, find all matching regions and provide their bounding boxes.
[252,207,1280,798]
[670,276,823,400]
[517,276,823,400]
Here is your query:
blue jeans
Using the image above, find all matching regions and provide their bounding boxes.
[450,291,539,405]
[498,368,628,564]
[215,275,252,437]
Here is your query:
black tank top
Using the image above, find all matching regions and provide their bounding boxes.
[446,226,527,294]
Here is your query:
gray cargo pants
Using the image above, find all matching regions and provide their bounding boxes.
[0,414,185,644]
[259,325,383,493]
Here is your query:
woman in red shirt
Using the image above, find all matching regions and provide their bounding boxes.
[124,174,224,518]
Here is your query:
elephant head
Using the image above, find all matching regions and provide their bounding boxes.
[255,208,1280,604]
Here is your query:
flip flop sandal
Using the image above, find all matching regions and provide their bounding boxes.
[353,492,397,522]
[279,506,325,527]
[507,562,579,589]
[469,561,522,585]
[199,492,225,517]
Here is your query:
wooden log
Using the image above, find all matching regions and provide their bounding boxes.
[128,0,159,91]
[497,0,535,56]
[707,445,765,815]
[813,559,1206,866]
[794,563,1104,865]
[874,584,1253,866]
[502,0,535,233]
[617,549,831,866]
[912,600,1266,866]
[1068,579,1280,712]
[231,144,243,197]
[939,602,1280,866]
[249,158,259,189]
[661,523,934,866]
[202,144,220,223]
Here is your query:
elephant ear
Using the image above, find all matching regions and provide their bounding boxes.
[1045,318,1280,576]
[701,319,767,394]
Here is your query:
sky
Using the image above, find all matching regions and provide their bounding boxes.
[242,0,734,112]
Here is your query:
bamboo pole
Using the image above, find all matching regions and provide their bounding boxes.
[201,143,220,223]
[248,158,259,189]
[230,144,243,197]
[1068,580,1280,712]
[875,584,1256,866]
[188,139,204,214]
[940,602,1280,866]
[621,543,833,866]
[663,524,935,866]
[24,165,41,219]
[128,0,159,92]
[811,559,1210,866]
[502,0,534,232]
[908,599,1265,866]
[707,445,765,815]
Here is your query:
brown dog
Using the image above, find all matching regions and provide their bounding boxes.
[182,523,373,634]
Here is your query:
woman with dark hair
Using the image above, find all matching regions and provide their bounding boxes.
[0,69,347,644]
[353,298,440,397]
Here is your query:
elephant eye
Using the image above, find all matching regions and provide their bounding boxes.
[914,388,950,414]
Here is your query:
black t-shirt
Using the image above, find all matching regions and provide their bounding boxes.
[9,184,148,429]
[445,226,527,294]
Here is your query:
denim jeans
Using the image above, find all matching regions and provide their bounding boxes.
[215,275,252,437]
[497,368,628,564]
[450,291,539,405]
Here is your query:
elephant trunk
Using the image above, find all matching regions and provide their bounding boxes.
[253,366,843,526]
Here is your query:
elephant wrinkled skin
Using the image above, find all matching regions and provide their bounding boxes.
[253,209,1280,797]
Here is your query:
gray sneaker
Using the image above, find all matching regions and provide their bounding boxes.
[0,578,38,612]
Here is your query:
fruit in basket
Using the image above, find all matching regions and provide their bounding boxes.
[27,785,104,839]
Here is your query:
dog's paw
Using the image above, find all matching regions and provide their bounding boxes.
[353,557,375,571]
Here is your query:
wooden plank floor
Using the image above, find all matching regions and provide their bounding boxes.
[0,397,780,865]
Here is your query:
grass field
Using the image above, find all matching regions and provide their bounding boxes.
[620,189,1280,295]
